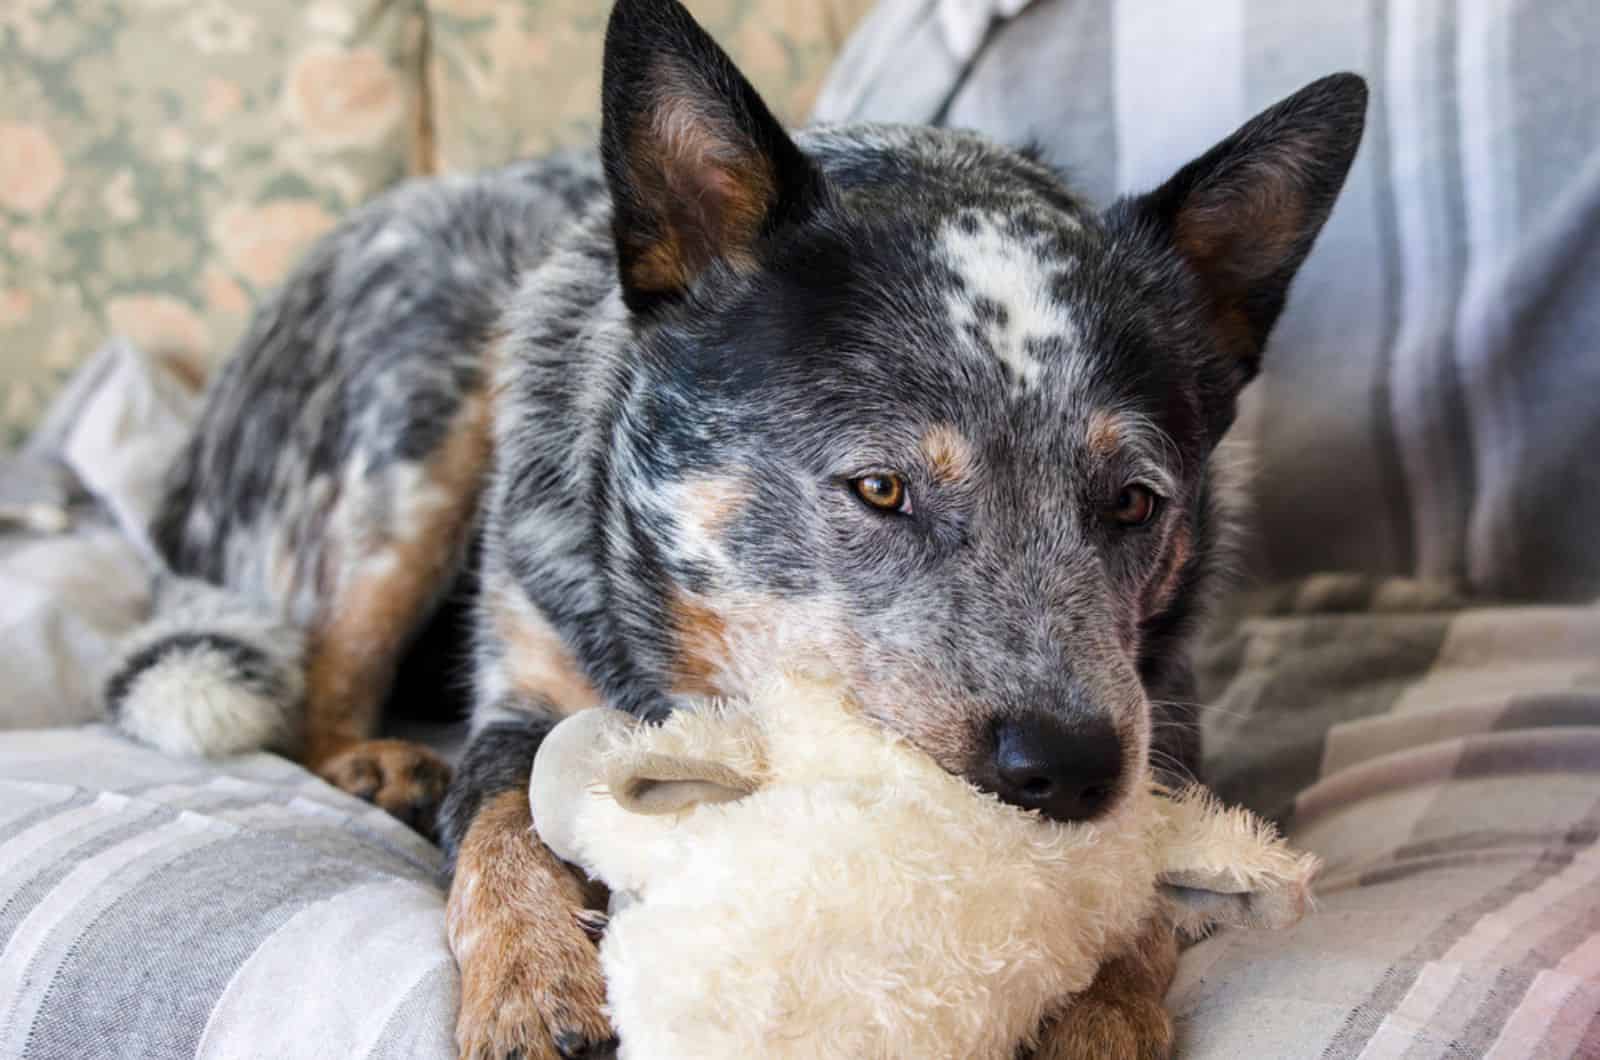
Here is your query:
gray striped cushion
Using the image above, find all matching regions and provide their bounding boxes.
[7,581,1599,1059]
[1178,578,1600,1058]
[0,729,455,1060]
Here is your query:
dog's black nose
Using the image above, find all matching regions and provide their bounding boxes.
[989,713,1123,823]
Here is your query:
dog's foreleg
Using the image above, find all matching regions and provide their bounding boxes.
[1032,916,1181,1060]
[301,394,493,834]
[441,715,615,1060]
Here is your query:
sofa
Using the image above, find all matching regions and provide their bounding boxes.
[3,2,1597,1057]
[0,0,873,447]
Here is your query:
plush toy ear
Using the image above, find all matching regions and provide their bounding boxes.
[530,708,638,868]
[603,708,767,815]
[607,752,759,815]
[1153,786,1322,939]
[533,700,770,887]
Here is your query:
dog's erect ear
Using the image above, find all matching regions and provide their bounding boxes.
[1116,73,1368,383]
[600,0,829,313]
[1152,786,1322,939]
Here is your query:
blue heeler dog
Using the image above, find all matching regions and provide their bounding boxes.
[104,0,1366,1055]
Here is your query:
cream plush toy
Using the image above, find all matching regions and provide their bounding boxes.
[530,675,1318,1060]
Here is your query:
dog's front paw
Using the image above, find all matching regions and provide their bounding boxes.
[449,789,616,1060]
[316,738,452,836]
[454,943,614,1060]
[1032,919,1180,1060]
[1033,993,1174,1060]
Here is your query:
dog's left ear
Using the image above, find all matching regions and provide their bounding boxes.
[1114,73,1368,385]
[600,0,830,314]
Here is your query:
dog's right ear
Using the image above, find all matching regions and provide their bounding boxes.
[600,0,830,314]
[1112,74,1367,390]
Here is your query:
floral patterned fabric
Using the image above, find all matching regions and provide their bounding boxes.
[0,0,426,447]
[1,0,867,446]
[425,0,873,172]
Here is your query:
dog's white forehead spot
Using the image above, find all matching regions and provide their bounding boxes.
[368,224,413,256]
[940,213,1081,396]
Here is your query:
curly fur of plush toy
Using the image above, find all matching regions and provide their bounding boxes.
[530,674,1317,1060]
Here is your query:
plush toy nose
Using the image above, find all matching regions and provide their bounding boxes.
[989,713,1123,823]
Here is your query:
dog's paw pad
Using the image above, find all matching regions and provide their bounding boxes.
[554,1030,617,1059]
[316,739,451,836]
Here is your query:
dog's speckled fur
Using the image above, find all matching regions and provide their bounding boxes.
[105,0,1366,1055]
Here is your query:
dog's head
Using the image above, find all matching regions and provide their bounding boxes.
[594,0,1366,821]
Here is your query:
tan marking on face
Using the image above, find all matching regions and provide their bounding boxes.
[487,582,603,717]
[1148,523,1193,615]
[448,789,612,1054]
[1086,411,1124,459]
[303,392,493,766]
[679,475,744,539]
[665,588,862,705]
[667,589,734,697]
[919,424,976,484]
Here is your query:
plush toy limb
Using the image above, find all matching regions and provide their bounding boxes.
[1153,785,1321,937]
[1032,788,1316,1059]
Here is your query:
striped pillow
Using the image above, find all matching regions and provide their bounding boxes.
[0,728,455,1060]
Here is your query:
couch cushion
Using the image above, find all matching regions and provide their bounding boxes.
[424,0,876,172]
[1,338,202,733]
[0,0,423,446]
[0,728,455,1060]
[1171,575,1600,1058]
[6,578,1597,1059]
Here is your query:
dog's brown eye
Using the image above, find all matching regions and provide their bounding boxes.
[851,473,910,514]
[1109,484,1159,527]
